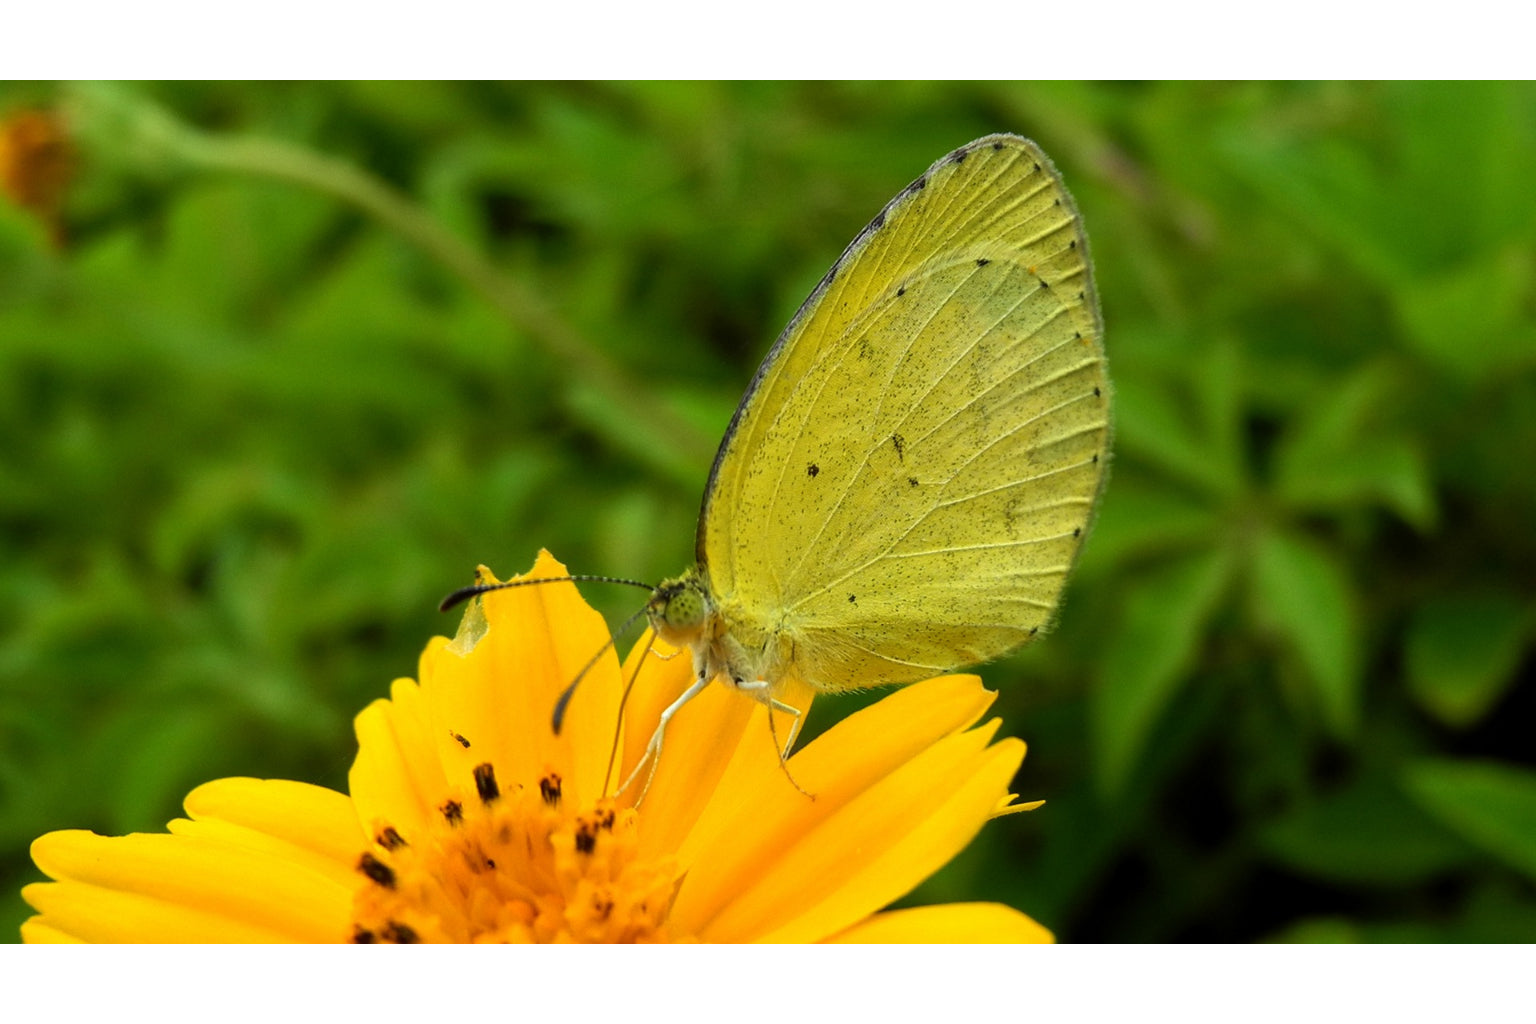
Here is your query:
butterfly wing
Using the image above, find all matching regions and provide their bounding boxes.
[699,134,1109,692]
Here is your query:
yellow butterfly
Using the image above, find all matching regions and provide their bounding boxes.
[451,134,1109,794]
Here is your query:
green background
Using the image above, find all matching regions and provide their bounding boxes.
[2,82,1534,942]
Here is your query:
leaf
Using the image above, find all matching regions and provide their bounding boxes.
[1093,546,1232,795]
[1272,362,1437,530]
[1251,529,1361,737]
[1114,374,1241,499]
[1074,480,1222,576]
[1405,593,1529,728]
[1393,245,1536,382]
[1261,773,1475,885]
[1403,759,1536,881]
[1266,917,1360,943]
[1192,336,1247,494]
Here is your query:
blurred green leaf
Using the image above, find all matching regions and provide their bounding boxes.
[1394,245,1536,382]
[1251,528,1361,737]
[1261,773,1474,885]
[1219,83,1536,288]
[1192,335,1247,494]
[1403,760,1536,881]
[1272,361,1436,529]
[1092,546,1232,794]
[103,706,229,834]
[1114,372,1241,499]
[1406,593,1529,728]
[1266,917,1360,943]
[1076,481,1220,574]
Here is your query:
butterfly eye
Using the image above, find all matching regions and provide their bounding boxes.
[661,585,706,632]
[646,577,709,645]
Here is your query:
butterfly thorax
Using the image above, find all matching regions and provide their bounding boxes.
[648,565,790,693]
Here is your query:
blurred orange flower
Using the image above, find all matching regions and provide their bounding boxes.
[0,108,72,243]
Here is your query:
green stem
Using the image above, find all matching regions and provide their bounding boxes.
[68,83,716,478]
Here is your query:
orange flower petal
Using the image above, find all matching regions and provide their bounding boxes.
[435,552,623,806]
[827,902,1053,943]
[349,677,447,841]
[619,633,759,857]
[683,726,1023,942]
[26,829,354,941]
[17,919,80,943]
[165,818,360,894]
[182,777,364,864]
[671,674,996,868]
[22,880,301,942]
[668,675,1008,938]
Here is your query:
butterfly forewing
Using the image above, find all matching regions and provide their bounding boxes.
[700,134,1109,693]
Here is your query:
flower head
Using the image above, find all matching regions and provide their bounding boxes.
[23,551,1049,942]
[0,108,73,244]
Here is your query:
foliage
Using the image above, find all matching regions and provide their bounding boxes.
[2,81,1533,941]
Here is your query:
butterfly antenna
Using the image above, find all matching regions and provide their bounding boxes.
[438,574,653,613]
[604,631,659,797]
[549,602,653,735]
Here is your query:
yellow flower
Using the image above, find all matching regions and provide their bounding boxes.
[22,551,1050,943]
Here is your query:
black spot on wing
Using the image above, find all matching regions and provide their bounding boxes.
[891,433,905,461]
[807,463,820,478]
[976,258,991,267]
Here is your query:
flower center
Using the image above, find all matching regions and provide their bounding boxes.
[350,762,683,942]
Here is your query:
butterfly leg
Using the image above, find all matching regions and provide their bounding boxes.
[737,678,814,800]
[617,672,711,804]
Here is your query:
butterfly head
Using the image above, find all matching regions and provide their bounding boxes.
[646,568,713,647]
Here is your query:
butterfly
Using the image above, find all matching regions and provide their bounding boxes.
[448,133,1109,796]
